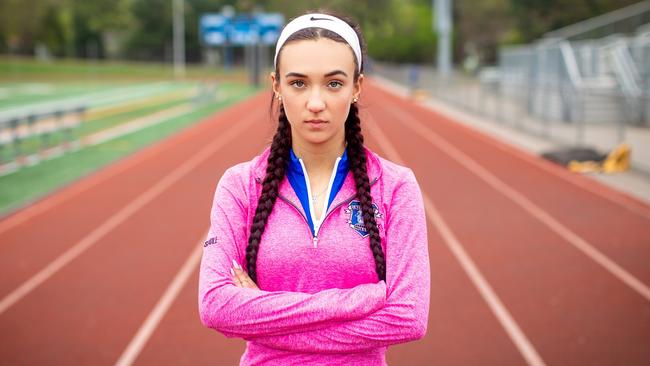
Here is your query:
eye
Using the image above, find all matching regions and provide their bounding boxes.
[290,80,305,88]
[328,80,343,89]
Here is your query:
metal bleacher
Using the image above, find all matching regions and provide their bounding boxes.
[0,103,85,174]
[497,1,650,130]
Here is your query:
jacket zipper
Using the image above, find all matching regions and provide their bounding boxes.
[257,176,379,249]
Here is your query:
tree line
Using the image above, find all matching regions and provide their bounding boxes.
[0,0,640,65]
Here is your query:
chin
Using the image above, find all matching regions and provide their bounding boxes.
[304,137,330,145]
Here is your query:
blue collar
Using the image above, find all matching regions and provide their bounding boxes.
[286,147,349,236]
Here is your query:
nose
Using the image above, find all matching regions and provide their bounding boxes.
[306,88,325,113]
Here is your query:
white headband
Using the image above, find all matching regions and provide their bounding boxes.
[274,13,362,72]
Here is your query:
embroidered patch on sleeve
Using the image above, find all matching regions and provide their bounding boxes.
[345,200,383,237]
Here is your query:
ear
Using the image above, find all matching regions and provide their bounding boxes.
[353,73,364,100]
[270,72,280,95]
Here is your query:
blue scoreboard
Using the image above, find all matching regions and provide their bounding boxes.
[200,12,284,46]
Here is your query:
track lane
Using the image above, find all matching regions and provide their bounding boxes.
[2,81,649,365]
[0,93,273,365]
[124,82,650,365]
[362,82,650,365]
[366,116,539,365]
[135,196,527,366]
[0,94,268,302]
[367,83,650,288]
[135,90,532,365]
[123,127,272,366]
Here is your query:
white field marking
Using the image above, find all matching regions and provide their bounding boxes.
[0,93,258,236]
[369,77,650,221]
[0,82,172,120]
[87,87,195,119]
[379,103,650,303]
[81,104,191,145]
[0,111,259,315]
[368,118,547,366]
[0,87,193,143]
[114,231,206,366]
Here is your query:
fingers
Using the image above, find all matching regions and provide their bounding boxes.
[234,268,258,289]
[230,260,259,290]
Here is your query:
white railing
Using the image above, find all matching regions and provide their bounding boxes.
[544,1,650,41]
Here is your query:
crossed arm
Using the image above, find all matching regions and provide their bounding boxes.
[198,168,388,338]
[198,167,430,352]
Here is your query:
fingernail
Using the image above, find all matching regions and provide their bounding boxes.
[230,268,235,276]
[232,259,239,269]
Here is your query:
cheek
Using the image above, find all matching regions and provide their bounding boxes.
[330,94,352,117]
[282,98,303,123]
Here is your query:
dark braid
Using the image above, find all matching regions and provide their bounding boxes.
[245,106,291,284]
[345,104,386,282]
[246,9,386,285]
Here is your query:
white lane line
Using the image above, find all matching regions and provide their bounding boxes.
[369,77,650,221]
[114,231,206,366]
[368,118,547,366]
[0,112,259,315]
[379,104,650,303]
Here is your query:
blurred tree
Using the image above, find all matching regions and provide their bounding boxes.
[124,0,234,62]
[70,0,133,58]
[0,0,49,54]
[455,0,511,65]
[510,0,642,42]
[364,0,437,63]
[0,0,133,58]
[1,0,645,64]
[123,0,173,61]
[36,3,69,57]
[265,0,435,63]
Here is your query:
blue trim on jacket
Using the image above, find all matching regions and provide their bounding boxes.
[286,148,349,236]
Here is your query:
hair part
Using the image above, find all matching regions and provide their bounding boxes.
[248,11,385,285]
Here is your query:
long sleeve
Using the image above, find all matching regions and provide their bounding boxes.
[247,168,430,352]
[198,166,387,339]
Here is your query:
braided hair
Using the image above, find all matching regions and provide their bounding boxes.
[246,11,386,284]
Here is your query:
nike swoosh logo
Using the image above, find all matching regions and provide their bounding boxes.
[310,16,333,21]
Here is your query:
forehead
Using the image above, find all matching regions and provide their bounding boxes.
[278,38,356,76]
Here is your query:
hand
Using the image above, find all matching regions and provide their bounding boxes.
[231,259,260,290]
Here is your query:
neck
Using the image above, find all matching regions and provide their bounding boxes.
[292,139,346,178]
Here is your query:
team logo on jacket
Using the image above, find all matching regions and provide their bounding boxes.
[345,200,383,237]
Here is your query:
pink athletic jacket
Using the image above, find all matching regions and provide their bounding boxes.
[198,145,430,365]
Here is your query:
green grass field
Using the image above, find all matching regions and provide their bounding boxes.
[0,57,261,216]
[0,56,249,82]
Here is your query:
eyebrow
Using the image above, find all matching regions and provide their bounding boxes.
[285,70,348,78]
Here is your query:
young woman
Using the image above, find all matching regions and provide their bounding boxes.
[198,11,430,365]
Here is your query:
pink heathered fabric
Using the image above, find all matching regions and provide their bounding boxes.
[198,145,430,365]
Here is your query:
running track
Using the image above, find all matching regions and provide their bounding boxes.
[1,80,649,365]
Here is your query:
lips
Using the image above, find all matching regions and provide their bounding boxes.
[305,119,327,124]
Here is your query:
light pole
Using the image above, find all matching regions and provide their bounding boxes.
[173,0,186,79]
[434,0,452,76]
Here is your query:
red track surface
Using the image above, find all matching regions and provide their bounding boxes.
[1,81,649,365]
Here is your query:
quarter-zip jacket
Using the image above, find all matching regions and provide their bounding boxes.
[198,145,430,365]
[285,146,350,245]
